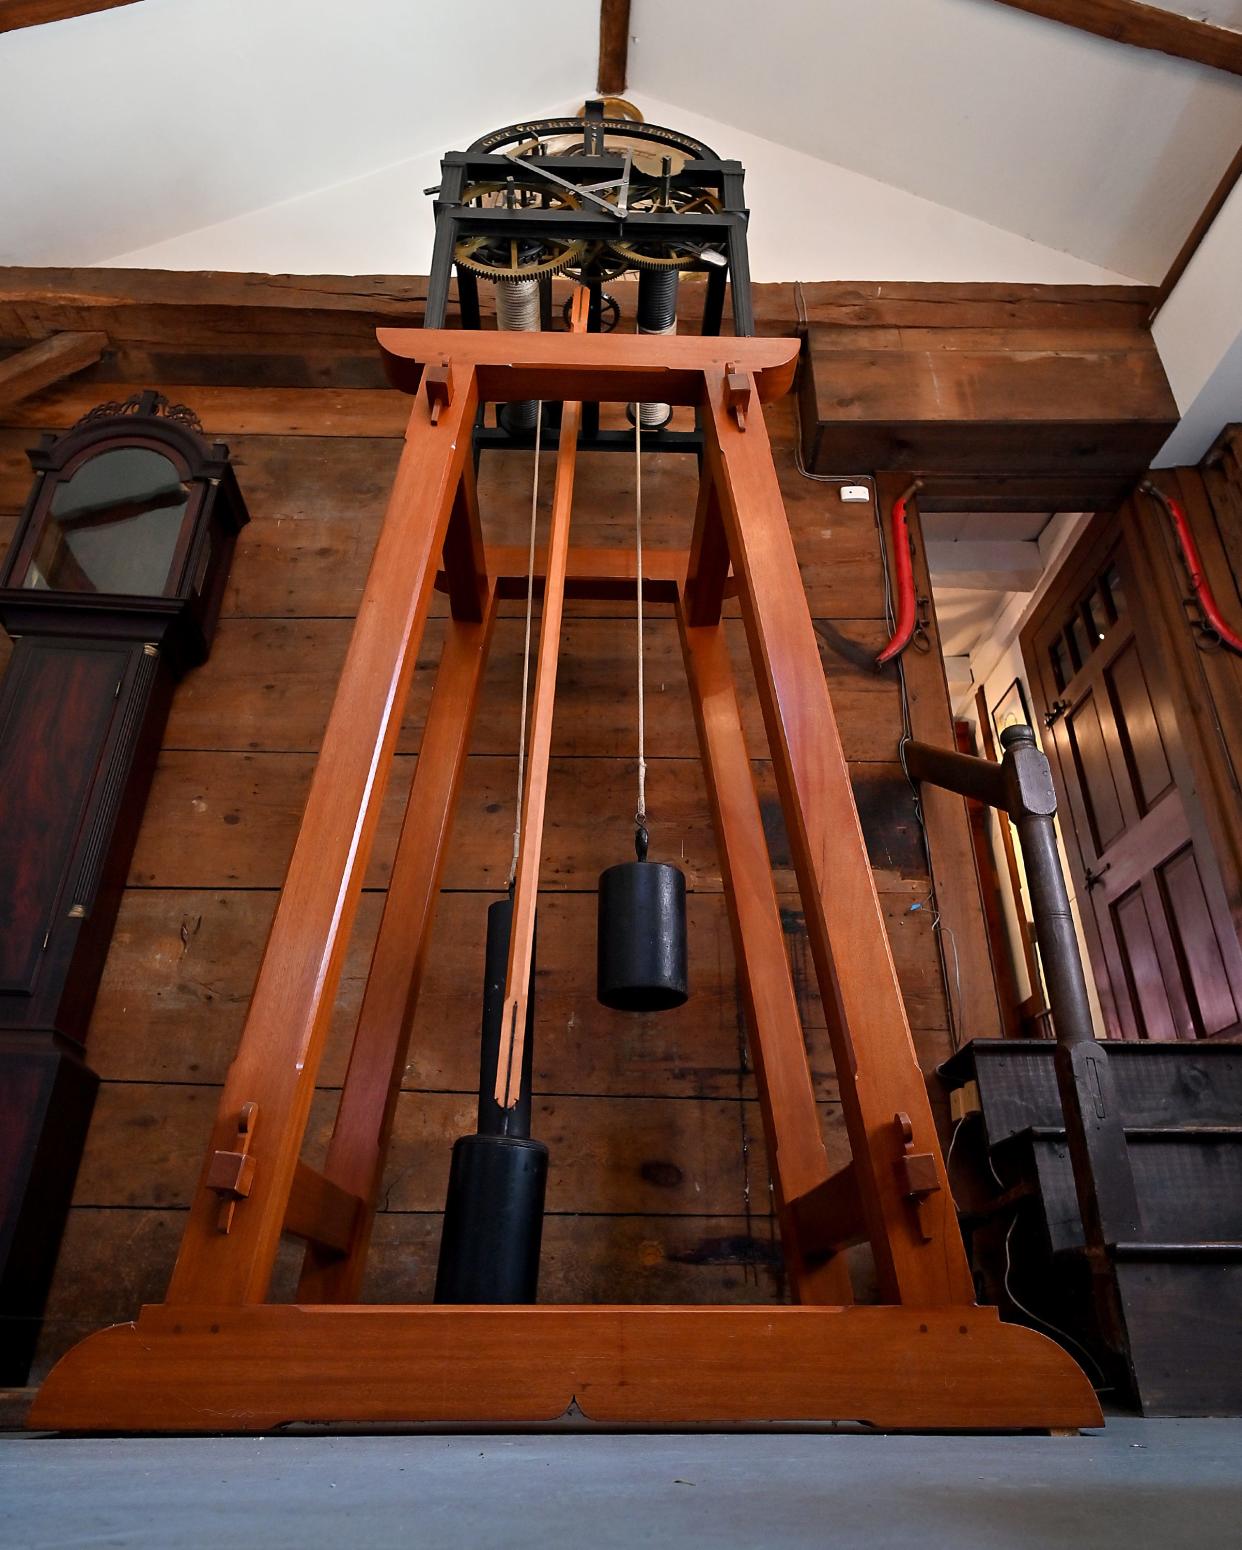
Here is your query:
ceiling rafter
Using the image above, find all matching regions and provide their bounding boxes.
[0,1,140,32]
[987,0,1242,76]
[597,0,632,96]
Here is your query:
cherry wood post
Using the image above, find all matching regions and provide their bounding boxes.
[677,597,852,1304]
[298,587,500,1301]
[703,369,975,1307]
[165,370,481,1307]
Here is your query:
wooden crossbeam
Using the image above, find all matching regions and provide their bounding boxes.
[989,0,1242,76]
[283,1162,363,1257]
[0,0,139,31]
[436,545,701,604]
[788,1163,868,1257]
[0,331,106,411]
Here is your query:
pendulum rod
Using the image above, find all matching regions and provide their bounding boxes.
[495,288,589,1110]
[634,400,647,844]
[508,399,544,889]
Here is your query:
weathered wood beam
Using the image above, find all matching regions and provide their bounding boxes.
[0,330,107,411]
[0,0,140,31]
[988,0,1242,77]
[0,269,1161,353]
[0,383,405,436]
[597,0,631,95]
[798,320,1177,506]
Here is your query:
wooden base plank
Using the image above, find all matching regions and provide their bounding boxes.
[29,1303,1101,1433]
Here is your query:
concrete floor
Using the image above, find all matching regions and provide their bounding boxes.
[2,1420,1240,1549]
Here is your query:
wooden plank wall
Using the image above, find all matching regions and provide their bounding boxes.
[4,272,1153,1372]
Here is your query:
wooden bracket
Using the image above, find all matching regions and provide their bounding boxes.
[894,1111,940,1243]
[424,360,452,424]
[724,362,751,430]
[206,1102,258,1234]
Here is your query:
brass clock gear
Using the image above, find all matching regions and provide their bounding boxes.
[452,181,589,281]
[606,186,725,271]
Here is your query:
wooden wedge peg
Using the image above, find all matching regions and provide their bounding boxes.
[206,1102,258,1234]
[424,360,453,424]
[894,1111,940,1243]
[724,362,751,430]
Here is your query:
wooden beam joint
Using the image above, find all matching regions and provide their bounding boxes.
[787,1163,867,1261]
[284,1161,365,1259]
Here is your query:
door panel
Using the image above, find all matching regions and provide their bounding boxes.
[1107,640,1173,814]
[1159,846,1242,1038]
[1113,884,1179,1041]
[1067,693,1126,851]
[1028,520,1242,1041]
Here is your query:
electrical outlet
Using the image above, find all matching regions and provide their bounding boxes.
[949,1079,982,1122]
[839,484,870,503]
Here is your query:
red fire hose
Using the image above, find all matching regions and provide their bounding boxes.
[1141,481,1242,656]
[876,479,923,668]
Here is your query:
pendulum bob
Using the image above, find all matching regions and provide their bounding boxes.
[597,853,689,1013]
[434,1133,549,1304]
[435,895,548,1303]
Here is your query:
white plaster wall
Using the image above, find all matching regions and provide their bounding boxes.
[105,91,1137,282]
[630,0,1242,281]
[0,0,596,266]
[1152,177,1242,467]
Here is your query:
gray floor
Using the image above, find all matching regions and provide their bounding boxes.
[2,1420,1240,1549]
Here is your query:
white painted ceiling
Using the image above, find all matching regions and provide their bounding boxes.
[0,0,1239,281]
[935,585,1014,662]
[630,0,1242,281]
[927,511,1053,661]
[0,0,596,267]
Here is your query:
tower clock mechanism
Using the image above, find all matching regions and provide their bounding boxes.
[423,98,753,445]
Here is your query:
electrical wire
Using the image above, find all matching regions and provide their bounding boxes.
[1002,1214,1111,1393]
[947,1115,1109,1394]
[507,401,543,888]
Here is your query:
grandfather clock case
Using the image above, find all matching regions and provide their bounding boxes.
[0,393,248,1381]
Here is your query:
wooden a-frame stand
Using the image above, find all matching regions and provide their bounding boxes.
[31,325,1100,1433]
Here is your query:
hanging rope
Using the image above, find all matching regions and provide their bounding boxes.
[508,401,543,888]
[634,400,648,859]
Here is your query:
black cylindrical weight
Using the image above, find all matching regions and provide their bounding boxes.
[596,859,689,1012]
[434,1133,548,1303]
[476,896,535,1139]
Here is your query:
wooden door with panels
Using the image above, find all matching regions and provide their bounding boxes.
[1026,513,1242,1042]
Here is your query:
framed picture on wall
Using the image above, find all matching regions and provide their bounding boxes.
[991,678,1030,739]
